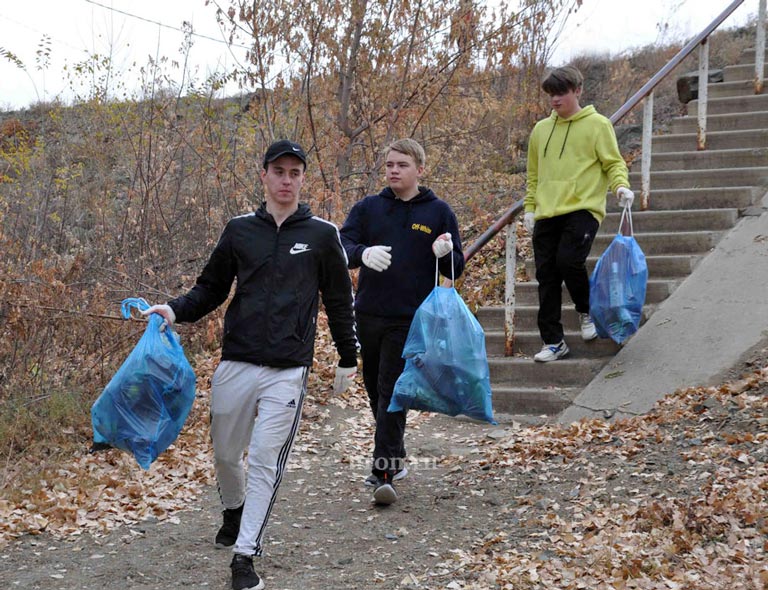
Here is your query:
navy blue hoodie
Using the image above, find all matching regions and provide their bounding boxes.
[340,187,464,319]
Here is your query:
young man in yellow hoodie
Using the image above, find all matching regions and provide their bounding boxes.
[524,65,634,362]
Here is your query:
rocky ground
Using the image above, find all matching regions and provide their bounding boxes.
[1,345,766,590]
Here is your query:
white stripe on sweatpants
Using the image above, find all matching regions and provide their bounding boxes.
[209,360,307,556]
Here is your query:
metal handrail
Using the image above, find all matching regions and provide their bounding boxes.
[463,200,523,261]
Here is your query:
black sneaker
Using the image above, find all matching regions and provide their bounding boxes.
[372,473,397,505]
[215,504,243,549]
[364,466,408,487]
[230,554,264,590]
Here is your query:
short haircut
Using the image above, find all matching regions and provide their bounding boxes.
[541,66,584,96]
[386,138,426,168]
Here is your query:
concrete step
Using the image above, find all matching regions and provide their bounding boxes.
[491,386,582,415]
[652,128,768,153]
[688,94,768,116]
[514,279,675,305]
[486,329,620,357]
[592,230,721,255]
[723,62,768,83]
[628,167,768,190]
[740,48,768,65]
[477,305,583,332]
[599,208,739,233]
[488,357,605,387]
[523,253,701,279]
[605,186,761,211]
[633,147,768,172]
[476,304,657,333]
[669,111,768,133]
[707,79,768,99]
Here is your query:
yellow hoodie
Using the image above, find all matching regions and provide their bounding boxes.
[525,105,629,224]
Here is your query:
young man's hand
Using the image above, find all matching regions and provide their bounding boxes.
[431,233,453,258]
[523,212,535,233]
[362,246,392,271]
[333,365,357,394]
[140,304,176,332]
[617,187,635,208]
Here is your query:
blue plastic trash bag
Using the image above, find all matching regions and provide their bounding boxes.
[91,298,197,469]
[388,286,496,425]
[589,213,648,344]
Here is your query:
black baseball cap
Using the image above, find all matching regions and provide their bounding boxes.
[263,139,307,169]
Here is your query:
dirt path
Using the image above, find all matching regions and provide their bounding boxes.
[1,405,529,590]
[3,344,766,590]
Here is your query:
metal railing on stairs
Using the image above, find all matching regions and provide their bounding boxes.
[464,0,766,356]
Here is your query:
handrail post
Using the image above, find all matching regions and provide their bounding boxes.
[504,223,517,356]
[757,0,766,94]
[697,39,710,150]
[641,92,654,211]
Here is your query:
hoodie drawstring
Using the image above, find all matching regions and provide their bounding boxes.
[543,116,573,159]
[559,120,572,158]
[543,116,558,157]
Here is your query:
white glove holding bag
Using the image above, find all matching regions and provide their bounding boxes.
[523,212,535,233]
[617,187,635,208]
[431,233,453,258]
[333,365,357,394]
[362,245,392,272]
[140,304,176,332]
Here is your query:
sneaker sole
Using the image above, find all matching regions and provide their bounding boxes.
[373,484,397,505]
[581,332,598,341]
[215,540,235,549]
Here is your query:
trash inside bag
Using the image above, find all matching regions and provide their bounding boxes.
[589,232,647,344]
[91,298,196,469]
[388,286,496,425]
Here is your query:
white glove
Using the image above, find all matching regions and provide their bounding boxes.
[617,187,634,208]
[140,304,176,332]
[431,233,453,258]
[362,245,392,272]
[333,365,357,394]
[523,212,535,233]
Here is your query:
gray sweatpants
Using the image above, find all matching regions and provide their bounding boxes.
[210,360,307,556]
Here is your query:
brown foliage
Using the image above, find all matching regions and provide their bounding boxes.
[0,9,756,511]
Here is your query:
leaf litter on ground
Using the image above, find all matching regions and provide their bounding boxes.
[1,324,766,589]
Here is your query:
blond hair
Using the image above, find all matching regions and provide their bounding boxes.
[386,138,426,168]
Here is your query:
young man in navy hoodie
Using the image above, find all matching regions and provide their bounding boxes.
[340,138,464,505]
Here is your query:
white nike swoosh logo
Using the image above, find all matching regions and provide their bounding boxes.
[290,245,311,255]
[292,147,301,151]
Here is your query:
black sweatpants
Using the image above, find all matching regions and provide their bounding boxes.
[355,312,410,476]
[533,210,599,344]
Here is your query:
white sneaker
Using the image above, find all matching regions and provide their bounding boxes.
[533,340,569,362]
[580,313,598,341]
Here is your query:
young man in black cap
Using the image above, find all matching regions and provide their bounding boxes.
[143,139,358,590]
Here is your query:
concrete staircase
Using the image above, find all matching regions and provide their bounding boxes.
[477,47,768,417]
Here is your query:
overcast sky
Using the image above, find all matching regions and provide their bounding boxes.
[0,0,760,111]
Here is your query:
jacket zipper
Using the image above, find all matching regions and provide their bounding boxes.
[263,224,281,348]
